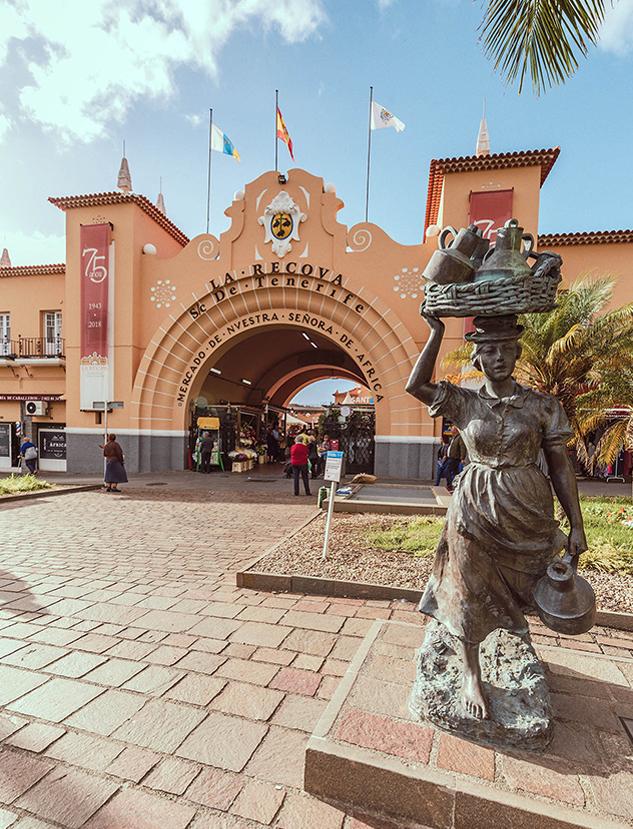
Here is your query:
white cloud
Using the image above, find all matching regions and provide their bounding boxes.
[0,230,66,266]
[1,0,326,144]
[377,0,396,9]
[185,113,203,128]
[0,111,12,141]
[599,0,633,55]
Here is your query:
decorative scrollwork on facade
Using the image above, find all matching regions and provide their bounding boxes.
[347,226,373,253]
[197,237,219,261]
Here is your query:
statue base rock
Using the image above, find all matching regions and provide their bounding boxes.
[410,619,551,750]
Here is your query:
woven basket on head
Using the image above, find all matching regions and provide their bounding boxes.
[422,253,562,318]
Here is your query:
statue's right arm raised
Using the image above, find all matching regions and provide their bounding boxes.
[405,312,445,406]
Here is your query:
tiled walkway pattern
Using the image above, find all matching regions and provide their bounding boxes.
[0,484,632,828]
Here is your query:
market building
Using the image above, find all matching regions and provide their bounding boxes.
[1,145,632,477]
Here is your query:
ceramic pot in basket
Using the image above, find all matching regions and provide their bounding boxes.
[474,218,534,282]
[423,224,489,285]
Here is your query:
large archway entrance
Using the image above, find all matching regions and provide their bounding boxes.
[131,276,422,470]
[186,323,377,472]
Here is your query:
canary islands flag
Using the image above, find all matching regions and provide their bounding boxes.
[211,123,240,161]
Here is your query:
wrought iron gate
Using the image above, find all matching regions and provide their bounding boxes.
[321,408,375,475]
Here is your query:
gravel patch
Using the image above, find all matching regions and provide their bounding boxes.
[252,512,633,613]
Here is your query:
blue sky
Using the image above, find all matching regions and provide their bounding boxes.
[2,0,633,404]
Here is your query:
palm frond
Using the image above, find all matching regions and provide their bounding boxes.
[480,0,606,94]
[595,421,628,467]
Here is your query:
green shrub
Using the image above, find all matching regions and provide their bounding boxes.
[366,496,633,574]
[0,474,52,496]
[366,517,443,558]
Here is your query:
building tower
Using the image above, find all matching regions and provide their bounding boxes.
[476,103,491,158]
[117,142,132,192]
[156,178,166,215]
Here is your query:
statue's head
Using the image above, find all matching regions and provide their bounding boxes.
[466,315,523,382]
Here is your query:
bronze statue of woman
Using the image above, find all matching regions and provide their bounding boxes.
[406,312,588,721]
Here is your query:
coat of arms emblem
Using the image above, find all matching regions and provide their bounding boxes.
[258,191,306,257]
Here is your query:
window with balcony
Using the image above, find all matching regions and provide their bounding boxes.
[0,313,10,356]
[43,311,62,356]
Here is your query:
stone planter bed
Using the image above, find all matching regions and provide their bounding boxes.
[239,512,633,617]
[0,483,101,503]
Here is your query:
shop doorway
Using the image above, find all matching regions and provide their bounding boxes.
[183,324,376,473]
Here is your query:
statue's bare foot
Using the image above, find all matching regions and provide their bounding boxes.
[461,672,488,720]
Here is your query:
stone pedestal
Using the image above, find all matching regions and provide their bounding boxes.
[304,619,633,829]
[410,619,551,749]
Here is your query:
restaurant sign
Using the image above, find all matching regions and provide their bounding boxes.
[0,394,63,401]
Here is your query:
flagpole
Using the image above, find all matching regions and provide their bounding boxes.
[274,89,279,172]
[206,108,213,234]
[364,86,373,223]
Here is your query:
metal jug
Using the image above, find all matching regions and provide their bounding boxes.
[533,556,596,635]
[473,218,535,282]
[423,223,489,285]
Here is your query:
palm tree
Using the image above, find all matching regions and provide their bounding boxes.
[443,278,633,469]
[480,0,608,94]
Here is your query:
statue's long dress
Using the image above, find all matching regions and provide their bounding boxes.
[420,381,572,644]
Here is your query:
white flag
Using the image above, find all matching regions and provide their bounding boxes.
[371,101,405,132]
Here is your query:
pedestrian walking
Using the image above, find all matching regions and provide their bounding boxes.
[102,434,128,493]
[20,436,38,474]
[434,437,450,487]
[308,434,320,479]
[266,426,279,463]
[290,434,311,496]
[199,431,214,473]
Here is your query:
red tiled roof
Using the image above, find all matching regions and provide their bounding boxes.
[539,229,633,246]
[424,147,560,234]
[0,263,65,278]
[49,191,189,246]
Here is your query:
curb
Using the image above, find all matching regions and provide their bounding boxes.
[237,567,633,633]
[0,484,102,505]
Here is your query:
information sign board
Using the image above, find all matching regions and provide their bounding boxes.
[197,416,220,430]
[324,450,344,483]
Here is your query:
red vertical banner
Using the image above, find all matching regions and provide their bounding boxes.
[469,189,514,244]
[80,224,111,409]
[465,190,514,335]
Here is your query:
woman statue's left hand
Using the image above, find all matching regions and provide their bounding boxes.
[567,526,589,569]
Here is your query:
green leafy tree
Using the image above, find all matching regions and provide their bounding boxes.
[480,0,608,94]
[443,278,633,468]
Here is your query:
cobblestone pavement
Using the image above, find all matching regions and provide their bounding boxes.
[0,477,632,828]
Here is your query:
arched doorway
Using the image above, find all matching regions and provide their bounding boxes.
[130,277,422,472]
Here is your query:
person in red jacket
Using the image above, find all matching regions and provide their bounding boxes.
[290,435,311,496]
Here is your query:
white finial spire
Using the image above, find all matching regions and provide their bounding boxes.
[476,100,490,158]
[117,140,132,192]
[156,176,166,214]
[0,248,11,268]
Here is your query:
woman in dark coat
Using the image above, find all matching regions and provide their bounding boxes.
[103,434,128,492]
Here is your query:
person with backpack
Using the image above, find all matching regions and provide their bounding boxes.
[20,436,38,474]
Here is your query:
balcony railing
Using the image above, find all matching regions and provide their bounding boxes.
[0,337,65,359]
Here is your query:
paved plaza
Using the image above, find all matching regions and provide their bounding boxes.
[0,474,632,828]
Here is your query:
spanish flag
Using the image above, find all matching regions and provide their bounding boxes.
[276,106,294,160]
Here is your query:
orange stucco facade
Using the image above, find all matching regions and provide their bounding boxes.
[1,147,631,476]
